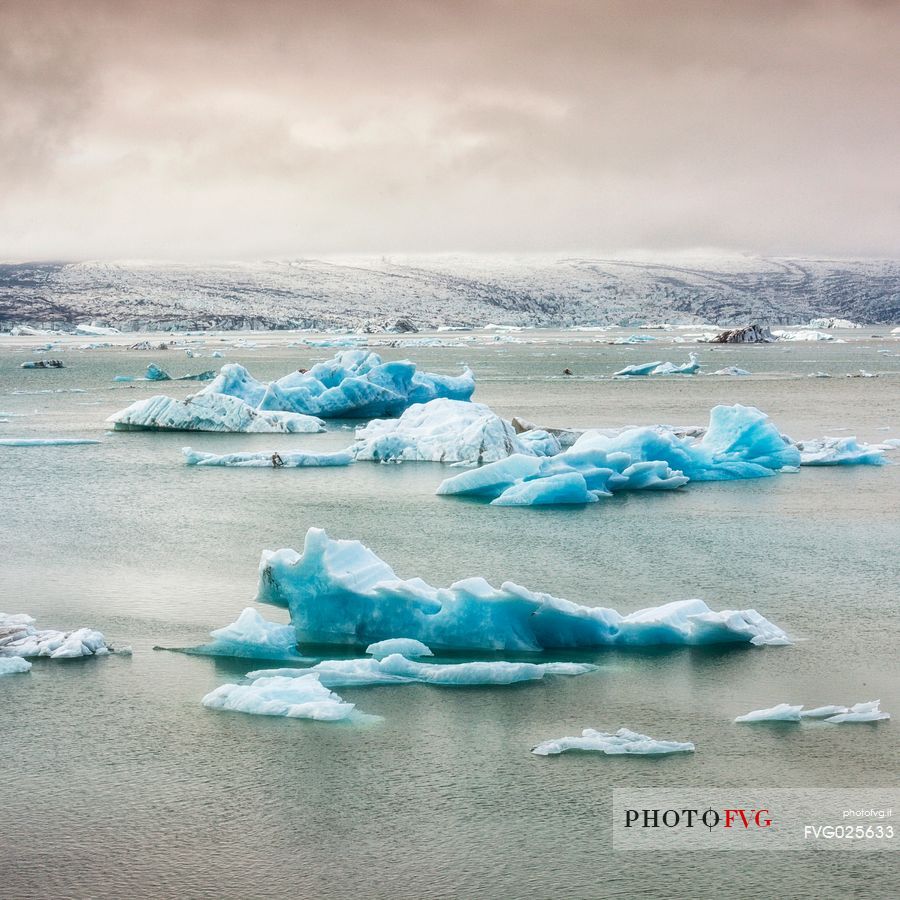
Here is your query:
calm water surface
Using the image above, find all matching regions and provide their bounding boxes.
[1,331,898,898]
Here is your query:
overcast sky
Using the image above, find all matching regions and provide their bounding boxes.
[1,0,898,260]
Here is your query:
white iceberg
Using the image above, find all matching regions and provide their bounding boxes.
[774,329,840,342]
[183,446,354,467]
[184,607,310,661]
[799,705,849,719]
[245,653,597,688]
[710,367,751,376]
[353,398,560,464]
[825,701,890,724]
[75,322,120,336]
[108,393,325,433]
[202,673,374,722]
[532,727,695,756]
[438,405,799,507]
[365,638,433,659]
[252,527,790,652]
[0,612,113,659]
[807,318,861,329]
[0,657,31,676]
[614,353,700,376]
[734,703,804,723]
[797,437,887,467]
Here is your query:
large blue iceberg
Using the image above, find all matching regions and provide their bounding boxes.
[251,528,790,652]
[197,350,474,419]
[437,404,801,506]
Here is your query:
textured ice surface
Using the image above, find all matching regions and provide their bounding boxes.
[774,329,840,342]
[197,350,474,419]
[438,405,799,506]
[825,701,890,723]
[615,353,700,376]
[0,656,31,675]
[183,446,354,467]
[532,727,695,756]
[797,437,887,466]
[353,398,560,464]
[734,703,803,722]
[0,612,111,659]
[0,439,100,446]
[246,653,597,687]
[799,705,849,719]
[253,528,790,652]
[185,607,310,661]
[202,673,374,722]
[365,638,433,659]
[108,393,325,433]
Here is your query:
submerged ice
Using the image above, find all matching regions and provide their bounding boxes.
[532,727,695,756]
[437,404,800,507]
[251,528,789,652]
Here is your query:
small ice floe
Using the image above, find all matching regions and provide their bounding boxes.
[183,607,310,661]
[735,700,889,723]
[614,353,700,376]
[705,324,775,344]
[365,638,433,660]
[0,657,32,676]
[532,727,695,756]
[21,360,64,369]
[808,372,832,378]
[114,364,214,383]
[75,322,120,336]
[709,366,751,376]
[0,438,100,447]
[211,351,224,358]
[201,673,377,722]
[807,318,862,329]
[244,651,597,688]
[613,334,656,344]
[847,370,877,378]
[774,330,841,342]
[797,437,888,466]
[183,446,354,467]
[0,612,115,659]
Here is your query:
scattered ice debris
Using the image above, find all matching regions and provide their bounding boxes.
[710,366,751,376]
[365,638,433,659]
[797,438,887,466]
[438,405,800,507]
[0,438,100,447]
[247,654,596,688]
[613,334,657,344]
[201,673,374,722]
[108,393,325,433]
[0,612,113,659]
[11,388,86,395]
[532,727,695,756]
[249,527,790,652]
[614,353,700,376]
[184,607,310,661]
[705,324,775,344]
[353,399,560,464]
[0,657,31,676]
[198,350,474,419]
[183,446,354,467]
[736,700,889,724]
[735,703,803,723]
[21,360,64,369]
[807,318,861,329]
[847,370,877,378]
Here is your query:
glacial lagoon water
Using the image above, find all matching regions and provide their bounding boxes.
[1,330,899,898]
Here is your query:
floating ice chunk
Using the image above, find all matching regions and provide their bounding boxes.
[808,318,861,329]
[365,638,433,659]
[734,703,803,722]
[435,454,545,497]
[490,471,600,506]
[797,437,887,466]
[799,705,849,719]
[532,727,695,756]
[0,438,100,447]
[197,351,475,419]
[353,399,559,464]
[0,612,113,659]
[146,363,171,381]
[246,654,596,687]
[108,393,325,433]
[707,324,775,344]
[614,354,702,377]
[75,322,120,335]
[825,701,890,724]
[710,367,751,376]
[0,657,31,676]
[252,528,790,652]
[21,359,64,369]
[774,330,839,342]
[185,607,309,661]
[211,351,224,358]
[614,360,663,376]
[201,673,374,722]
[183,446,354,467]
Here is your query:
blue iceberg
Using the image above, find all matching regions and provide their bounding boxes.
[183,447,354,467]
[251,528,790,652]
[437,404,800,506]
[614,353,700,376]
[797,437,888,466]
[184,607,312,661]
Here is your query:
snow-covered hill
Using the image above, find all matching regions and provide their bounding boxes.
[1,254,898,330]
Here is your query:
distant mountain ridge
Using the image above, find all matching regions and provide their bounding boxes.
[1,255,898,330]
